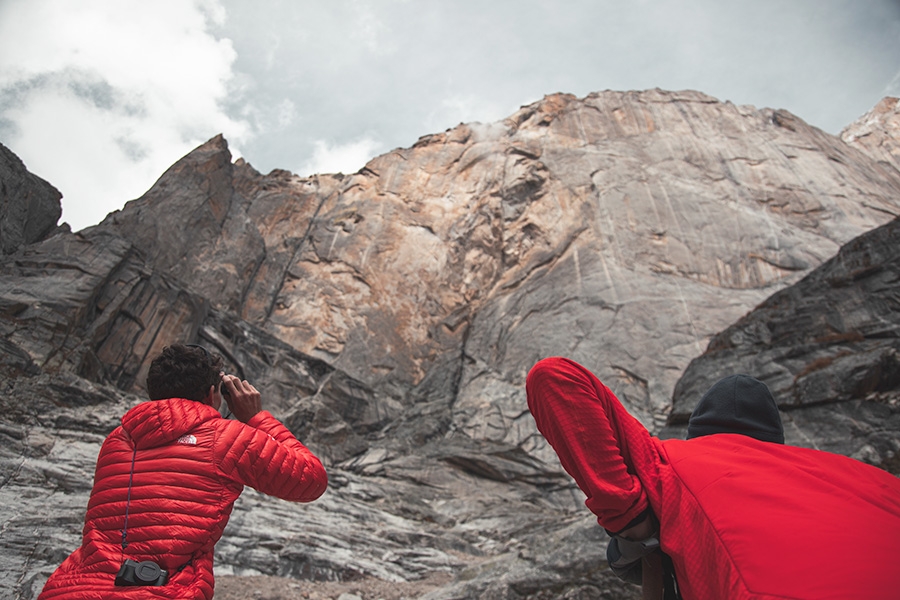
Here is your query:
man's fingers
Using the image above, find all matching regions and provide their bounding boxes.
[221,375,259,397]
[219,375,262,423]
[221,375,237,398]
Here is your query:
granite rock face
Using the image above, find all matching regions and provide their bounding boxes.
[2,90,900,599]
[101,91,900,437]
[0,142,64,254]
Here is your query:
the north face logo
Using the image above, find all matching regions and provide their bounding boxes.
[177,434,197,445]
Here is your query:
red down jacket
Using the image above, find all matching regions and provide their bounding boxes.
[39,398,327,600]
[527,357,900,600]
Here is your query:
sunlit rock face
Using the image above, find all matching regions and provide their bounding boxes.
[2,90,899,599]
[99,90,900,435]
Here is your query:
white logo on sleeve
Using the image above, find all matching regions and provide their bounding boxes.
[177,434,198,445]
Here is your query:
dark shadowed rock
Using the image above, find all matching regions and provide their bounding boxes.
[669,217,900,472]
[0,142,64,254]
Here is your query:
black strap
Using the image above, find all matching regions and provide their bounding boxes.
[117,441,192,583]
[120,445,138,555]
[661,551,681,600]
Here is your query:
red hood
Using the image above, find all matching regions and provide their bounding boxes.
[121,398,221,449]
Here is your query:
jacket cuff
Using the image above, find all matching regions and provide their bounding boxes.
[246,410,275,429]
[605,506,654,538]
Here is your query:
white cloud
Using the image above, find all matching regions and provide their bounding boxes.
[299,137,385,177]
[276,98,297,128]
[0,0,249,231]
[884,69,900,97]
[348,0,397,56]
[469,121,512,144]
[425,94,519,136]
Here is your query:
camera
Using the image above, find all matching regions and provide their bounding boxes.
[115,559,169,586]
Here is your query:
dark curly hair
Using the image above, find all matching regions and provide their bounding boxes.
[146,344,224,402]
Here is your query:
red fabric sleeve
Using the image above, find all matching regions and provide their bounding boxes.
[526,357,657,533]
[216,411,327,502]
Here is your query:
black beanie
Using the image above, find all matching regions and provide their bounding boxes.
[687,374,784,444]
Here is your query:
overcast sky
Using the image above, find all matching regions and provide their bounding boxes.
[2,0,899,231]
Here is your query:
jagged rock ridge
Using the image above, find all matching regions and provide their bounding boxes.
[0,142,64,255]
[2,89,899,599]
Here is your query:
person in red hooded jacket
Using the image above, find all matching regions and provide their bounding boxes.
[605,370,788,598]
[526,356,900,600]
[38,344,328,600]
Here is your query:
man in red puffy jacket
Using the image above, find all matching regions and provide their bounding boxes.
[39,344,328,599]
[527,356,900,600]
